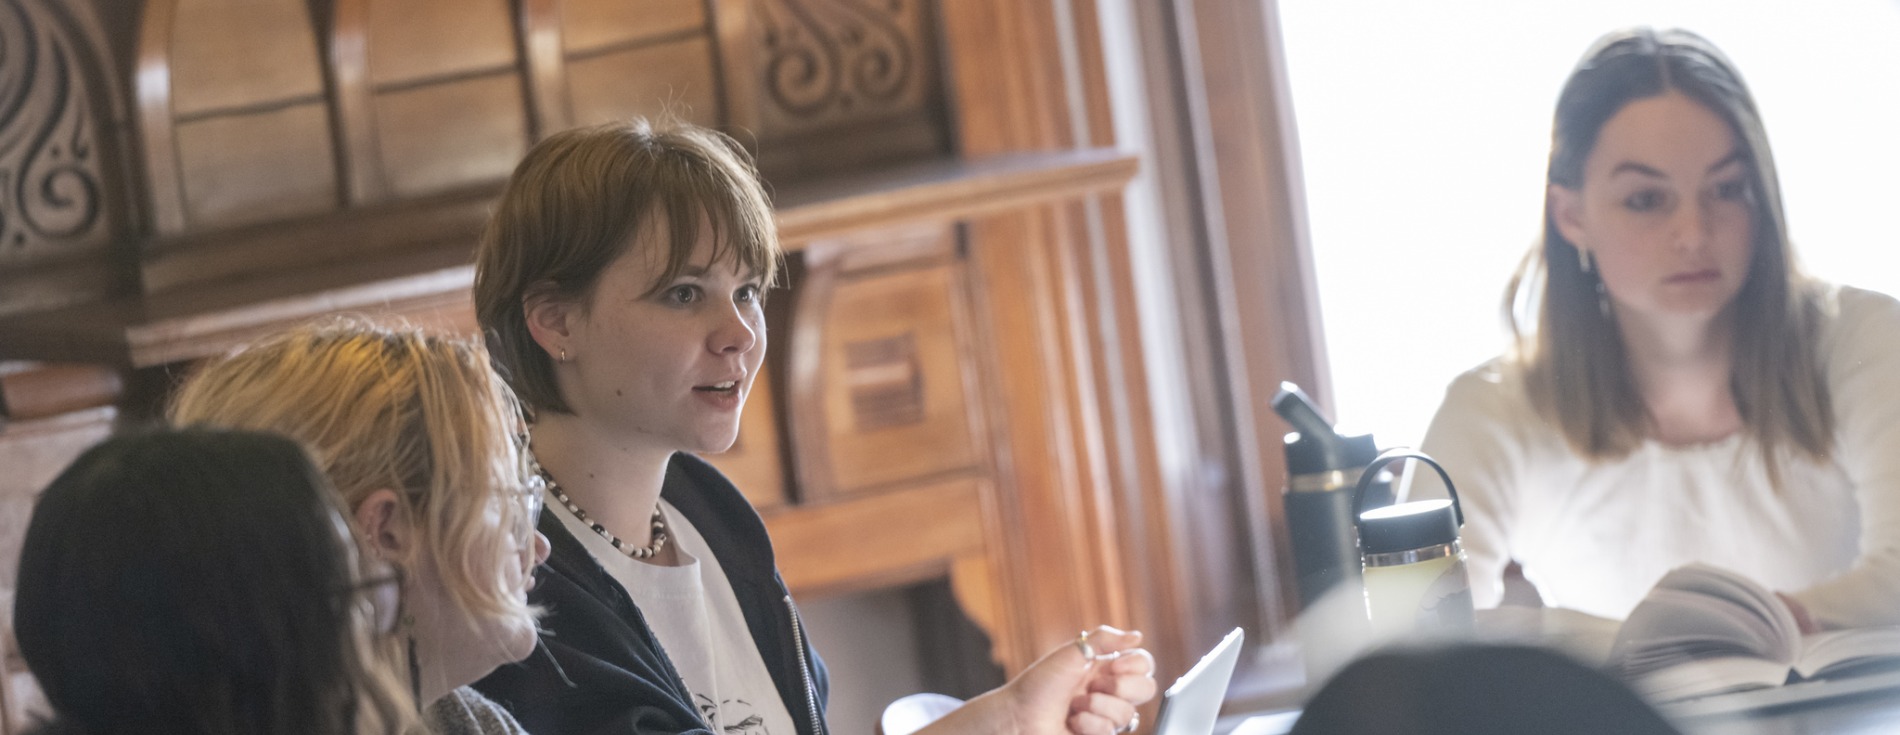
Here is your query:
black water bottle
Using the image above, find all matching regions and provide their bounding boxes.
[1271,382,1385,610]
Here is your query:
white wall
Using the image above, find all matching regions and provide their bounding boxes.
[1279,0,1900,445]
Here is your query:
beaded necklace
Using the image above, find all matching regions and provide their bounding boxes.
[537,466,669,560]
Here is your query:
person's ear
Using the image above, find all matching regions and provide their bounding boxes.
[352,488,415,560]
[523,283,577,362]
[1549,184,1589,252]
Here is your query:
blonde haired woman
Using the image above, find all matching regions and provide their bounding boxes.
[1419,28,1900,630]
[170,320,549,734]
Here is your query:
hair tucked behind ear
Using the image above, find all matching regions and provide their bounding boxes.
[472,118,782,416]
[169,318,541,636]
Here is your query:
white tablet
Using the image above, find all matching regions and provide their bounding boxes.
[1152,627,1246,735]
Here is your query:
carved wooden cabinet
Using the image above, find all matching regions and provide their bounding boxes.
[0,0,1300,731]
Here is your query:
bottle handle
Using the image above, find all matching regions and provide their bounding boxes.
[1352,448,1464,528]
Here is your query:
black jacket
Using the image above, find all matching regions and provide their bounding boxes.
[474,453,830,735]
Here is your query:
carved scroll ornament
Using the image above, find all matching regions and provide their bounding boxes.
[0,0,108,262]
[755,0,924,123]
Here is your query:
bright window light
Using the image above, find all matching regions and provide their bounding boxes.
[1280,0,1900,446]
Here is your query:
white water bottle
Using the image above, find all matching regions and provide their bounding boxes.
[1353,450,1474,641]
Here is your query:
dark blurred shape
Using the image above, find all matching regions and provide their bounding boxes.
[1290,644,1680,735]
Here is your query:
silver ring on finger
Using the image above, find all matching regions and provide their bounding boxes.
[1114,712,1140,734]
[1075,630,1097,661]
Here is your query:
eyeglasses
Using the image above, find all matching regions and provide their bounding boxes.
[514,473,546,568]
[341,557,404,636]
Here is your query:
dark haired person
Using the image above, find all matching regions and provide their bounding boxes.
[1291,644,1680,735]
[1418,28,1900,630]
[470,119,1156,735]
[13,429,413,735]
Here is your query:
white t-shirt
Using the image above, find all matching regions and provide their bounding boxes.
[1417,285,1900,627]
[552,495,797,735]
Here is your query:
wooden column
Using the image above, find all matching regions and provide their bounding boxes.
[936,0,1186,680]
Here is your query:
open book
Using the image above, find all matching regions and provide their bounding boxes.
[1607,564,1900,702]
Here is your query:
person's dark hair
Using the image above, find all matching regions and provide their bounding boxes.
[1290,644,1680,735]
[1509,27,1831,473]
[473,118,781,416]
[13,429,411,735]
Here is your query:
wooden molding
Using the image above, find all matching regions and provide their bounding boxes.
[517,0,573,138]
[0,364,124,424]
[330,0,389,204]
[774,148,1137,246]
[0,149,1137,367]
[134,0,185,235]
[762,475,988,598]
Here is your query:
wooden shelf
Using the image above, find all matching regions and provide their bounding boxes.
[0,148,1137,368]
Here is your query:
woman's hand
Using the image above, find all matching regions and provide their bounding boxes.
[914,626,1157,735]
[1023,626,1157,735]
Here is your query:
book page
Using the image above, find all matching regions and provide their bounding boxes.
[1608,565,1798,680]
[1631,656,1793,702]
[1794,627,1900,680]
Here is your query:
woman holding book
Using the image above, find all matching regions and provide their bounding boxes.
[1417,28,1900,630]
[469,118,1155,735]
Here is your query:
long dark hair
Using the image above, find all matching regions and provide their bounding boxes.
[13,429,412,735]
[1509,27,1831,469]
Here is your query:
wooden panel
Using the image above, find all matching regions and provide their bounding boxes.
[169,0,324,116]
[764,476,987,596]
[0,364,122,424]
[562,0,706,55]
[173,104,338,230]
[741,0,939,137]
[699,364,788,511]
[366,0,516,86]
[373,75,529,197]
[565,38,719,127]
[142,192,494,296]
[819,262,979,494]
[0,151,1137,367]
[731,0,949,177]
[3,0,126,312]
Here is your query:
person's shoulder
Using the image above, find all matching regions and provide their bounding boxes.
[1425,355,1542,435]
[1817,282,1900,356]
[1443,356,1526,403]
[427,687,530,735]
[1829,282,1900,324]
[662,452,779,577]
[665,452,755,516]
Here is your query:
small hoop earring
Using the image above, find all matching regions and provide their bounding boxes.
[1597,279,1612,318]
[1577,247,1594,274]
[558,347,568,363]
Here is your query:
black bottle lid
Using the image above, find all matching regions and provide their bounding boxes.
[1353,449,1466,557]
[1272,381,1378,475]
[1359,499,1460,555]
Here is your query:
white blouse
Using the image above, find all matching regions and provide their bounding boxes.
[1417,285,1900,627]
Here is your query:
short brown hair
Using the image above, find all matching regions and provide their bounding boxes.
[473,118,781,415]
